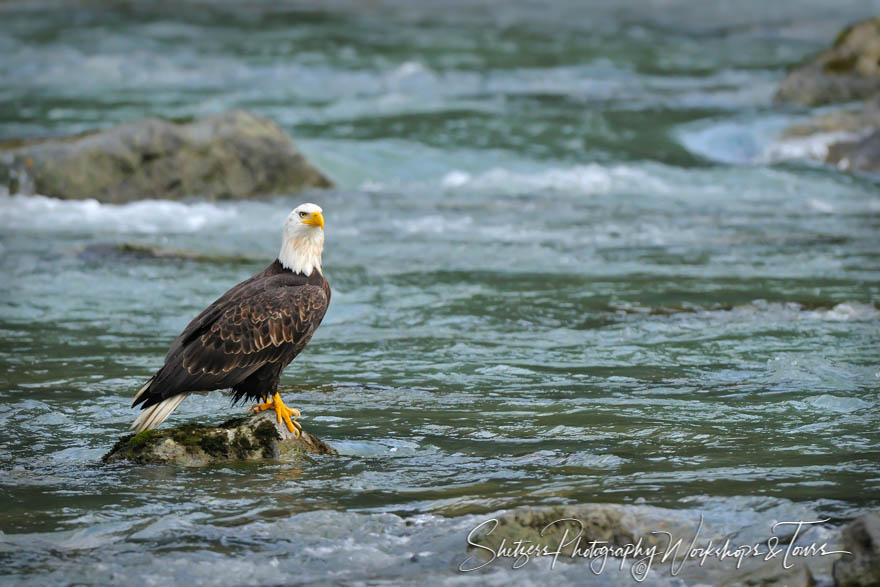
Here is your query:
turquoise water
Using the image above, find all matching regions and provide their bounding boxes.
[1,1,879,584]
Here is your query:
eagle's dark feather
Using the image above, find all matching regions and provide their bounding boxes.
[133,259,330,411]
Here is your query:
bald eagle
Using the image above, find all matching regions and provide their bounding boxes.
[130,203,330,436]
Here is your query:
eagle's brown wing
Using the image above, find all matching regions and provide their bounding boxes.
[163,269,273,364]
[134,275,328,410]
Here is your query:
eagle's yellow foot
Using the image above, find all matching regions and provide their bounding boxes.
[250,392,301,437]
[251,397,274,413]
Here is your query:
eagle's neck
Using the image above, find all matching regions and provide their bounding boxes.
[278,230,323,276]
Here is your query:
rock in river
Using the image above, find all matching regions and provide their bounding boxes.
[0,110,333,202]
[834,512,880,587]
[775,17,880,106]
[102,410,336,466]
[465,503,827,585]
[779,103,880,174]
[773,16,880,175]
[826,129,880,173]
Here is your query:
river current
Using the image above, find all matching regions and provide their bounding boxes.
[1,1,878,585]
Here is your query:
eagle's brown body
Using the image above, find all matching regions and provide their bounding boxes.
[133,259,330,415]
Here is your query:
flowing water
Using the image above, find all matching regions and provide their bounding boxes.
[1,1,879,584]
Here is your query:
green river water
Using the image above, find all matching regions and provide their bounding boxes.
[1,1,879,584]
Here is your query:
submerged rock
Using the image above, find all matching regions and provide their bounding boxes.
[102,411,336,466]
[775,17,880,106]
[833,512,880,587]
[0,110,333,202]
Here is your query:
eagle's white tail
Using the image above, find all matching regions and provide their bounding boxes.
[130,393,189,433]
[131,377,154,407]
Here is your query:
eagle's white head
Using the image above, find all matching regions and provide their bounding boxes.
[279,203,325,276]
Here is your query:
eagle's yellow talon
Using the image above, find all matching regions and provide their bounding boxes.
[250,395,273,413]
[251,392,301,436]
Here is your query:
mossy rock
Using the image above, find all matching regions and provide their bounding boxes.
[775,17,880,106]
[102,411,336,466]
[0,109,333,202]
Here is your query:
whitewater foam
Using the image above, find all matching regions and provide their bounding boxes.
[766,131,861,163]
[438,164,672,196]
[690,301,880,324]
[0,194,246,234]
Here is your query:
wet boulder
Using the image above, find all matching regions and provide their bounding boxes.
[465,503,831,584]
[833,512,880,587]
[825,129,880,173]
[718,559,815,586]
[781,104,880,138]
[773,18,880,174]
[0,110,333,202]
[102,410,336,466]
[775,17,880,106]
[466,503,711,557]
[778,104,880,174]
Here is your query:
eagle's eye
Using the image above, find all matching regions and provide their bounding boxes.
[298,211,308,218]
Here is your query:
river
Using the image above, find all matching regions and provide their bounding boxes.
[1,1,878,584]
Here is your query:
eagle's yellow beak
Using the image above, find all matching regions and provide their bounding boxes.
[303,211,324,230]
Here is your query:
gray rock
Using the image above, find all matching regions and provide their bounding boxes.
[464,502,727,583]
[782,104,880,138]
[466,504,838,584]
[775,17,880,106]
[777,102,880,174]
[102,410,336,466]
[0,110,333,202]
[826,129,880,173]
[468,503,715,557]
[833,512,880,587]
[719,559,815,586]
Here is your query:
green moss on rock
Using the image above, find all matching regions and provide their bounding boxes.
[219,417,249,428]
[254,421,281,459]
[103,434,134,464]
[170,423,208,447]
[102,429,168,464]
[102,410,336,466]
[231,430,255,459]
[129,429,161,450]
[775,17,880,105]
[198,434,230,458]
[824,54,859,74]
